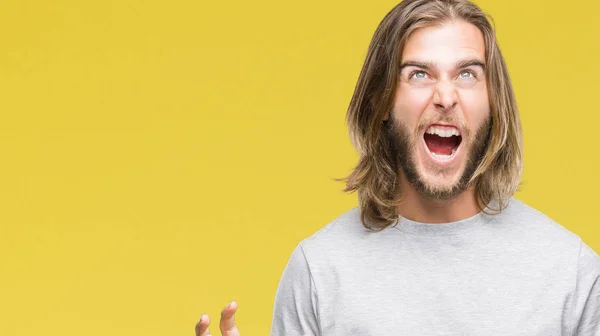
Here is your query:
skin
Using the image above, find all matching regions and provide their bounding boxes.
[195,19,492,335]
[195,301,240,336]
[390,20,492,223]
[194,301,311,336]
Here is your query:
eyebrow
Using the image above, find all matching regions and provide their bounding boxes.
[399,59,486,72]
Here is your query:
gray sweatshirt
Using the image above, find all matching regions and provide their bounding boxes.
[270,197,600,335]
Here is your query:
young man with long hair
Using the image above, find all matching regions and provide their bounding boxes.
[196,0,600,335]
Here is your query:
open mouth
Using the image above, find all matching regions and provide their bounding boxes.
[423,125,462,162]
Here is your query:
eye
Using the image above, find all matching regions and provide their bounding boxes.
[410,71,429,80]
[459,70,475,79]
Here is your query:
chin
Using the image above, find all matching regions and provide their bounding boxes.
[416,165,468,200]
[424,178,461,193]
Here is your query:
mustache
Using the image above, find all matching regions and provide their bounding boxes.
[416,115,470,137]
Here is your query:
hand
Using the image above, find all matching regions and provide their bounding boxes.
[195,301,312,336]
[196,301,240,336]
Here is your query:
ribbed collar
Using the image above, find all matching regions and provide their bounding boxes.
[393,198,505,236]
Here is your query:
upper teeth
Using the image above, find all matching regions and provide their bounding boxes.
[426,126,460,137]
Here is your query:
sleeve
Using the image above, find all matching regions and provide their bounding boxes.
[571,239,600,336]
[270,242,321,336]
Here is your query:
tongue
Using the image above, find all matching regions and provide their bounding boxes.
[424,134,458,155]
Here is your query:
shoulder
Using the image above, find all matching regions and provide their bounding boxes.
[493,197,593,266]
[306,206,366,239]
[498,197,582,244]
[296,206,392,255]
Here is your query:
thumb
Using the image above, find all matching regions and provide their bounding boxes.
[219,301,240,336]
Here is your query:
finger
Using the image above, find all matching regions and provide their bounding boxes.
[195,314,212,336]
[219,301,241,336]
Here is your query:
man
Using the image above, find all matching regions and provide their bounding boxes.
[196,0,600,335]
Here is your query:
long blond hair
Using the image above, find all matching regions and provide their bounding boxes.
[342,0,523,230]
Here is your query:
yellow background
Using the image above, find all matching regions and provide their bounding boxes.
[0,0,598,335]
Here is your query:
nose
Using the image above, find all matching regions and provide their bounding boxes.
[432,79,458,113]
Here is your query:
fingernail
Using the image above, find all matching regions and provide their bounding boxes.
[226,302,231,308]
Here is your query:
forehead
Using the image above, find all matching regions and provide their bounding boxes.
[401,20,485,65]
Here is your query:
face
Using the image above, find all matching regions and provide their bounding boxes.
[389,20,492,200]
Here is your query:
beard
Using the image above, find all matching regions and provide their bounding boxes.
[386,113,492,200]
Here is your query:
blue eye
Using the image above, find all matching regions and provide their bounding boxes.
[460,71,474,78]
[412,71,427,79]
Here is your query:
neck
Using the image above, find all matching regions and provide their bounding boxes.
[396,172,482,224]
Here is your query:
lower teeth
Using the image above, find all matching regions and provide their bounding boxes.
[431,148,456,159]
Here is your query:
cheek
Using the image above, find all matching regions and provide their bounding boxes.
[458,88,490,131]
[393,86,432,124]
